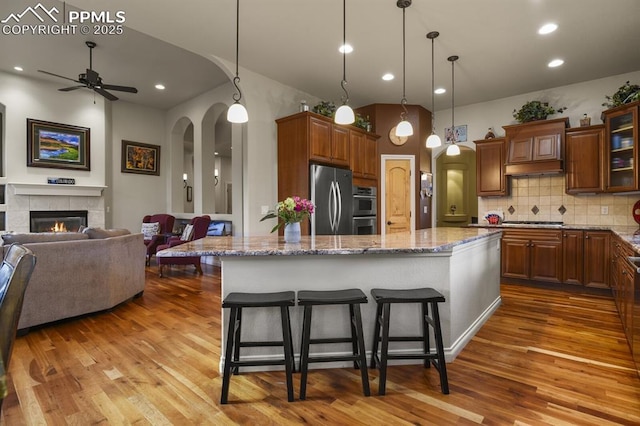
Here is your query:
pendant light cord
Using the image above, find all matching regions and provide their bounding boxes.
[448,55,458,142]
[400,5,408,117]
[340,0,349,104]
[232,0,243,103]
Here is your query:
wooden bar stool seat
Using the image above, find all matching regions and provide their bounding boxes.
[370,287,449,395]
[297,288,370,400]
[220,291,296,404]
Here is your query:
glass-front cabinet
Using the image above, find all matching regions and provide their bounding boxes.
[604,101,639,192]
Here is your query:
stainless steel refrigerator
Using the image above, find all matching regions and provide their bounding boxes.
[310,164,353,235]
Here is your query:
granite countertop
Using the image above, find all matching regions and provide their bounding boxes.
[156,227,502,257]
[471,223,640,252]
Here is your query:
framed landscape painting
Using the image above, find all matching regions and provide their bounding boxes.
[27,119,90,170]
[121,140,160,176]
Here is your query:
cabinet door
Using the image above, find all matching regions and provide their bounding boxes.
[621,260,635,342]
[584,231,610,288]
[565,126,605,193]
[350,131,365,177]
[501,238,530,279]
[532,133,561,161]
[363,134,378,178]
[507,136,533,163]
[562,230,583,285]
[530,239,563,283]
[475,138,507,196]
[331,126,350,166]
[309,116,333,162]
[604,103,638,192]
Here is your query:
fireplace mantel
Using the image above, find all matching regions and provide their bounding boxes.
[9,182,106,197]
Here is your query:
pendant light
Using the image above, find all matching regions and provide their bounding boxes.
[446,55,460,156]
[334,0,355,125]
[395,0,413,137]
[227,0,248,123]
[425,31,442,148]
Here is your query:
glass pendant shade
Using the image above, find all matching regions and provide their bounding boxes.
[227,102,248,123]
[335,104,355,125]
[426,133,442,148]
[396,120,413,137]
[446,142,460,156]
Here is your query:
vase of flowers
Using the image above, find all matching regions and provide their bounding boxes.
[260,196,315,242]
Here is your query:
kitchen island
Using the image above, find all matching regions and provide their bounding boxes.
[157,227,503,371]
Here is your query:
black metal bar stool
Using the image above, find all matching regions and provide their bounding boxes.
[220,291,296,404]
[370,288,449,395]
[297,288,370,400]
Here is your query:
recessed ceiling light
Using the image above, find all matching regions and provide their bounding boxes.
[548,59,564,68]
[14,66,23,71]
[382,73,394,81]
[155,84,165,90]
[338,44,353,54]
[434,88,446,94]
[538,23,558,35]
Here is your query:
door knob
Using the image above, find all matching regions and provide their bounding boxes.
[387,221,393,225]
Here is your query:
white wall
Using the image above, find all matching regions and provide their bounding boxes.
[110,101,167,233]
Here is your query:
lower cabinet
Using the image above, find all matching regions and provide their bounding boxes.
[610,235,635,344]
[502,229,563,283]
[562,230,610,288]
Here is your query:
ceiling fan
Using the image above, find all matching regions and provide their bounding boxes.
[38,41,138,101]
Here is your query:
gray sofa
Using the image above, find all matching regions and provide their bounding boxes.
[1,228,146,331]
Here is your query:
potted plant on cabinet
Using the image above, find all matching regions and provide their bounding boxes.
[513,101,566,123]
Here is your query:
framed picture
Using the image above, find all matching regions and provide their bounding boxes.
[444,124,467,143]
[27,119,90,171]
[121,140,160,176]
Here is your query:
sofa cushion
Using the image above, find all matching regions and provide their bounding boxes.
[180,224,194,241]
[2,232,89,245]
[82,227,131,239]
[141,222,160,240]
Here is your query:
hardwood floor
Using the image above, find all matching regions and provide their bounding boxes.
[1,264,639,425]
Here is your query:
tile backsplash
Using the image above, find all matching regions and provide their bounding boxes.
[478,175,640,226]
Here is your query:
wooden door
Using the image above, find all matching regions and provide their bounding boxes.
[331,126,350,166]
[363,135,377,178]
[565,126,604,193]
[501,237,530,279]
[350,131,365,177]
[309,116,332,162]
[530,239,563,283]
[475,138,507,196]
[384,159,411,234]
[584,231,610,288]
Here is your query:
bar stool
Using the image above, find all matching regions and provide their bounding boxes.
[297,289,370,400]
[370,288,449,395]
[220,291,296,404]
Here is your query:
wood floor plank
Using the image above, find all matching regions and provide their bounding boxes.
[1,266,639,425]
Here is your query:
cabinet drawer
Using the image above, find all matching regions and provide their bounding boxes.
[502,229,562,242]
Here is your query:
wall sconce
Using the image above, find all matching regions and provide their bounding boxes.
[183,173,192,202]
[214,168,219,186]
[183,173,188,188]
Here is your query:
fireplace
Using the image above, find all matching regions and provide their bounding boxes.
[30,210,88,233]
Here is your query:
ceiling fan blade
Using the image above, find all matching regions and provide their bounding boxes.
[101,84,138,94]
[94,87,118,101]
[59,85,85,92]
[38,69,80,83]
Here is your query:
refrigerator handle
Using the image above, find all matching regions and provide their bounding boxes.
[335,181,342,231]
[329,181,337,232]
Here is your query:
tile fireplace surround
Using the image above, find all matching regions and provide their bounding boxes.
[5,183,105,233]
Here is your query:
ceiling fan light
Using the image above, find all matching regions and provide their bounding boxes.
[335,104,355,125]
[446,143,460,156]
[227,102,248,123]
[426,134,442,148]
[396,120,413,137]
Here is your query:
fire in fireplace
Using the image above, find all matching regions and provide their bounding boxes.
[30,210,88,233]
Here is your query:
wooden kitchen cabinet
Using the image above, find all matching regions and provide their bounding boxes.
[502,229,563,283]
[474,137,509,196]
[603,101,639,192]
[565,125,605,193]
[503,117,569,175]
[562,230,610,287]
[350,132,377,182]
[308,115,350,167]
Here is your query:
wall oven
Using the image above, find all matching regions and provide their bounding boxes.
[352,186,376,217]
[352,216,377,235]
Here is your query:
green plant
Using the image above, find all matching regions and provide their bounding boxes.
[354,113,371,130]
[260,196,315,233]
[603,81,640,108]
[312,101,336,118]
[513,101,566,123]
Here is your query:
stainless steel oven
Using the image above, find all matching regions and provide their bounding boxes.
[352,216,377,235]
[353,186,376,217]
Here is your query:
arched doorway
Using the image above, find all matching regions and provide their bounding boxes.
[435,146,477,227]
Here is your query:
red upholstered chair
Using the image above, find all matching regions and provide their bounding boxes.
[157,215,211,277]
[142,214,175,266]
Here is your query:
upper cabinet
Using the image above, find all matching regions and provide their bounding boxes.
[565,125,605,194]
[350,132,378,183]
[474,137,508,197]
[308,115,350,167]
[503,117,569,176]
[603,101,639,192]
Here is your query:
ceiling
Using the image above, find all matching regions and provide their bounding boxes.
[1,0,639,112]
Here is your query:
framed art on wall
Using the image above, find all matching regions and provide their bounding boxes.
[444,124,467,143]
[27,119,90,171]
[121,140,160,176]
